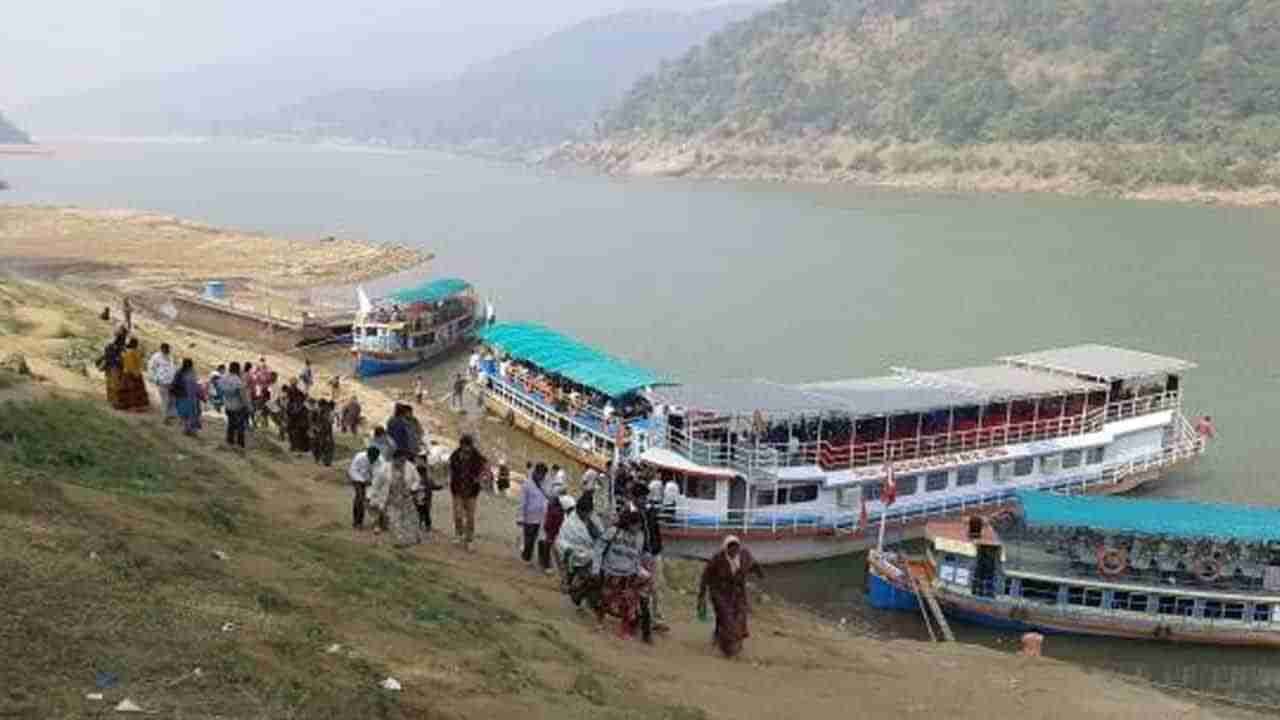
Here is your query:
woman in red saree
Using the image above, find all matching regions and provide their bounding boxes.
[698,535,764,658]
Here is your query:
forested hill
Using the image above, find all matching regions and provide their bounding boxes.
[257,5,763,147]
[604,0,1280,157]
[0,112,31,144]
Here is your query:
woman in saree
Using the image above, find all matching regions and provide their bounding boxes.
[375,450,424,548]
[117,338,150,411]
[596,506,653,641]
[100,328,128,409]
[698,535,764,658]
[172,358,203,436]
[282,378,311,453]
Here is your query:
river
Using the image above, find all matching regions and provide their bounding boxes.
[4,139,1280,704]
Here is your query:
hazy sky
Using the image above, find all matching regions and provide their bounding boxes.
[1,0,732,108]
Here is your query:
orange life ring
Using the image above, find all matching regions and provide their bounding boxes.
[1192,558,1222,584]
[1097,547,1128,577]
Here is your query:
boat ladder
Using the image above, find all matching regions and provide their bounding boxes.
[909,571,954,643]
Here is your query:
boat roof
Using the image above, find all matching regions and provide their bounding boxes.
[1016,491,1280,544]
[477,322,672,399]
[1003,344,1196,381]
[650,364,1106,418]
[384,277,471,305]
[638,447,739,479]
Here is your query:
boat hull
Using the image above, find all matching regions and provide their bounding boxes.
[866,554,1280,647]
[354,352,423,378]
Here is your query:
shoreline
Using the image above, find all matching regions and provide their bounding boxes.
[546,137,1280,209]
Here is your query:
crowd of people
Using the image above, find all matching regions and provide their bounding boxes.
[96,311,763,660]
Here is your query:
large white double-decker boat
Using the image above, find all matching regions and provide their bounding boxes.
[473,329,1210,565]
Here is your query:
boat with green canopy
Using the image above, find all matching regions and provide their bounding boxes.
[351,278,487,378]
[475,322,673,468]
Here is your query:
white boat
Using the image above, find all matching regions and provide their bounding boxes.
[351,278,483,378]
[640,345,1209,564]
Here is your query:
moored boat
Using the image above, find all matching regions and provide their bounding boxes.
[351,278,484,378]
[642,344,1208,563]
[474,322,672,469]
[868,492,1280,647]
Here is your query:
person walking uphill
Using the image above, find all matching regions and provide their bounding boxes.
[518,463,549,565]
[118,338,151,411]
[98,327,128,409]
[448,434,487,549]
[698,536,765,658]
[171,358,203,436]
[348,445,381,530]
[147,342,177,422]
[220,362,249,449]
[376,450,425,548]
[282,378,310,453]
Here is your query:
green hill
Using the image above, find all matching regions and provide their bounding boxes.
[256,5,764,147]
[0,112,31,143]
[596,0,1280,192]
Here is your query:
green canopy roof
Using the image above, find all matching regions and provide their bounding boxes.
[477,322,672,398]
[385,278,471,305]
[1017,491,1280,544]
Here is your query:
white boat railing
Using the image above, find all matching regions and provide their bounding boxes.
[1106,391,1180,421]
[484,375,619,457]
[662,418,1206,538]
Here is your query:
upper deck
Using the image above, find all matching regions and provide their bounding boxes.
[647,344,1194,476]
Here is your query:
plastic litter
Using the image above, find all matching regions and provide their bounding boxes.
[379,677,402,691]
[211,550,229,561]
[86,693,104,701]
[220,622,235,633]
[114,698,144,712]
[326,643,342,654]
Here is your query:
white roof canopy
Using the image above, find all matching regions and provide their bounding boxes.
[1003,344,1196,382]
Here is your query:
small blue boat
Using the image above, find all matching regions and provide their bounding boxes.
[351,278,487,378]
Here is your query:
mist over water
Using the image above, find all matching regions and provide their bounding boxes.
[5,139,1280,703]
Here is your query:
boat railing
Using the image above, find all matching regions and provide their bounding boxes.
[1106,391,1180,422]
[981,586,1277,630]
[661,409,1108,474]
[662,435,1206,538]
[484,375,619,454]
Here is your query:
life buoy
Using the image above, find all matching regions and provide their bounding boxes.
[1193,558,1222,584]
[1097,547,1128,577]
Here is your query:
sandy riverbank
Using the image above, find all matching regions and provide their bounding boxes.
[0,206,1270,719]
[548,137,1280,208]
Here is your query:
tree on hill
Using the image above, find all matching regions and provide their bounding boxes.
[603,0,1280,157]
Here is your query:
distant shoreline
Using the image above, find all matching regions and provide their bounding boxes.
[546,137,1280,209]
[0,143,52,156]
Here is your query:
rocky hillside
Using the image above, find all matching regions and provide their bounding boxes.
[255,5,764,148]
[0,112,31,143]
[579,0,1280,199]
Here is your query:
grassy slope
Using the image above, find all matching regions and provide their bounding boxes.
[597,0,1280,193]
[0,395,707,718]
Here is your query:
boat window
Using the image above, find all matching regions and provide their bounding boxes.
[1110,591,1129,610]
[1067,586,1085,605]
[1021,578,1059,604]
[1040,454,1060,474]
[685,477,717,501]
[1158,596,1178,615]
[1014,458,1034,477]
[1203,600,1224,619]
[1224,603,1246,621]
[862,482,881,502]
[1176,598,1196,617]
[1253,603,1272,623]
[956,467,979,486]
[1130,594,1148,613]
[925,472,949,492]
[1087,447,1105,465]
[755,489,776,507]
[994,462,1015,483]
[896,476,919,497]
[787,484,819,504]
[1062,449,1083,469]
[1085,588,1103,607]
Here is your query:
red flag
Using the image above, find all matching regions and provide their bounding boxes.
[882,460,897,507]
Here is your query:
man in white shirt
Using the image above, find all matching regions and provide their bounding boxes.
[147,343,177,422]
[348,446,382,530]
[468,351,481,379]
